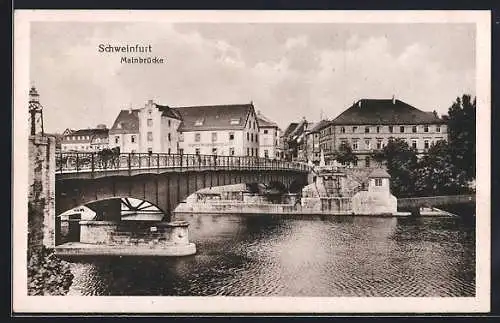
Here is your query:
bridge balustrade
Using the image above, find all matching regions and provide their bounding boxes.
[56,152,310,174]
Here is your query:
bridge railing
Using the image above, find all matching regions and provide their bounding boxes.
[56,152,311,174]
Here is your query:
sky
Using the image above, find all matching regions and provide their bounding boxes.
[30,22,476,133]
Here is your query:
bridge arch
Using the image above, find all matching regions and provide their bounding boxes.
[56,169,308,221]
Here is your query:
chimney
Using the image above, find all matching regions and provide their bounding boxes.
[392,95,396,104]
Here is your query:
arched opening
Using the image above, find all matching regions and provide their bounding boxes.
[57,197,167,244]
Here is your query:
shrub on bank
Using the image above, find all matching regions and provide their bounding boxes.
[27,246,74,295]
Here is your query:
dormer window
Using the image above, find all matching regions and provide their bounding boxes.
[195,118,204,126]
[230,118,240,125]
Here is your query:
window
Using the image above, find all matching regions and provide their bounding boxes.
[229,132,234,140]
[179,148,184,155]
[247,148,250,156]
[341,140,348,147]
[195,133,201,142]
[365,157,371,168]
[424,125,429,133]
[412,140,417,149]
[115,136,119,144]
[147,132,153,141]
[247,133,250,141]
[229,148,235,156]
[211,132,217,142]
[264,129,268,134]
[412,126,417,133]
[365,126,370,133]
[147,118,153,127]
[400,126,405,133]
[375,178,383,186]
[352,126,358,133]
[131,135,136,143]
[251,133,254,142]
[148,147,153,153]
[253,121,256,130]
[179,133,184,142]
[341,127,345,134]
[424,140,430,149]
[168,133,171,142]
[264,150,269,158]
[168,148,171,154]
[365,140,371,150]
[195,148,200,155]
[255,134,258,142]
[352,140,359,150]
[389,126,393,133]
[436,126,441,133]
[353,159,358,167]
[376,126,380,133]
[195,118,204,126]
[230,118,240,125]
[168,120,171,127]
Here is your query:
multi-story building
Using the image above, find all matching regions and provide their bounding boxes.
[109,109,140,153]
[175,103,260,156]
[281,123,299,161]
[302,119,329,164]
[257,111,280,159]
[138,100,182,154]
[318,98,448,167]
[61,124,109,152]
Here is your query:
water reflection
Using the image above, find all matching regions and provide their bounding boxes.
[67,214,475,296]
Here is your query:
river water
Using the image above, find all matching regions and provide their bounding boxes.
[66,214,475,297]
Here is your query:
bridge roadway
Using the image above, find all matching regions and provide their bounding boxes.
[55,152,311,231]
[56,152,310,179]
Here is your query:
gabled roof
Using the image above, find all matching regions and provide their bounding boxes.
[173,104,254,132]
[109,109,140,133]
[369,168,391,178]
[282,123,299,138]
[64,128,108,138]
[332,99,446,126]
[156,104,183,120]
[309,119,330,133]
[256,112,279,128]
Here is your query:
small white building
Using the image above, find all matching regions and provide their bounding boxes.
[61,124,109,152]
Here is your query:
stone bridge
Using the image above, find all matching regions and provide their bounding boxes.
[55,152,311,221]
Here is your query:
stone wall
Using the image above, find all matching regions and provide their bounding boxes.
[79,220,190,246]
[28,135,56,248]
[351,191,397,215]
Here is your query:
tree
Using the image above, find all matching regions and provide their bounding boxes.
[334,142,358,165]
[444,94,476,181]
[371,138,418,197]
[413,140,469,196]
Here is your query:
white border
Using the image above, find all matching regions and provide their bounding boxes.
[13,10,491,313]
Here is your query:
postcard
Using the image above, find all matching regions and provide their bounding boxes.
[13,10,490,313]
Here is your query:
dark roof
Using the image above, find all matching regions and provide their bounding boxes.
[332,99,446,125]
[65,128,108,137]
[109,109,140,133]
[282,123,299,138]
[288,119,307,139]
[309,119,330,133]
[156,104,183,120]
[257,113,278,128]
[173,104,254,131]
[369,168,391,178]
